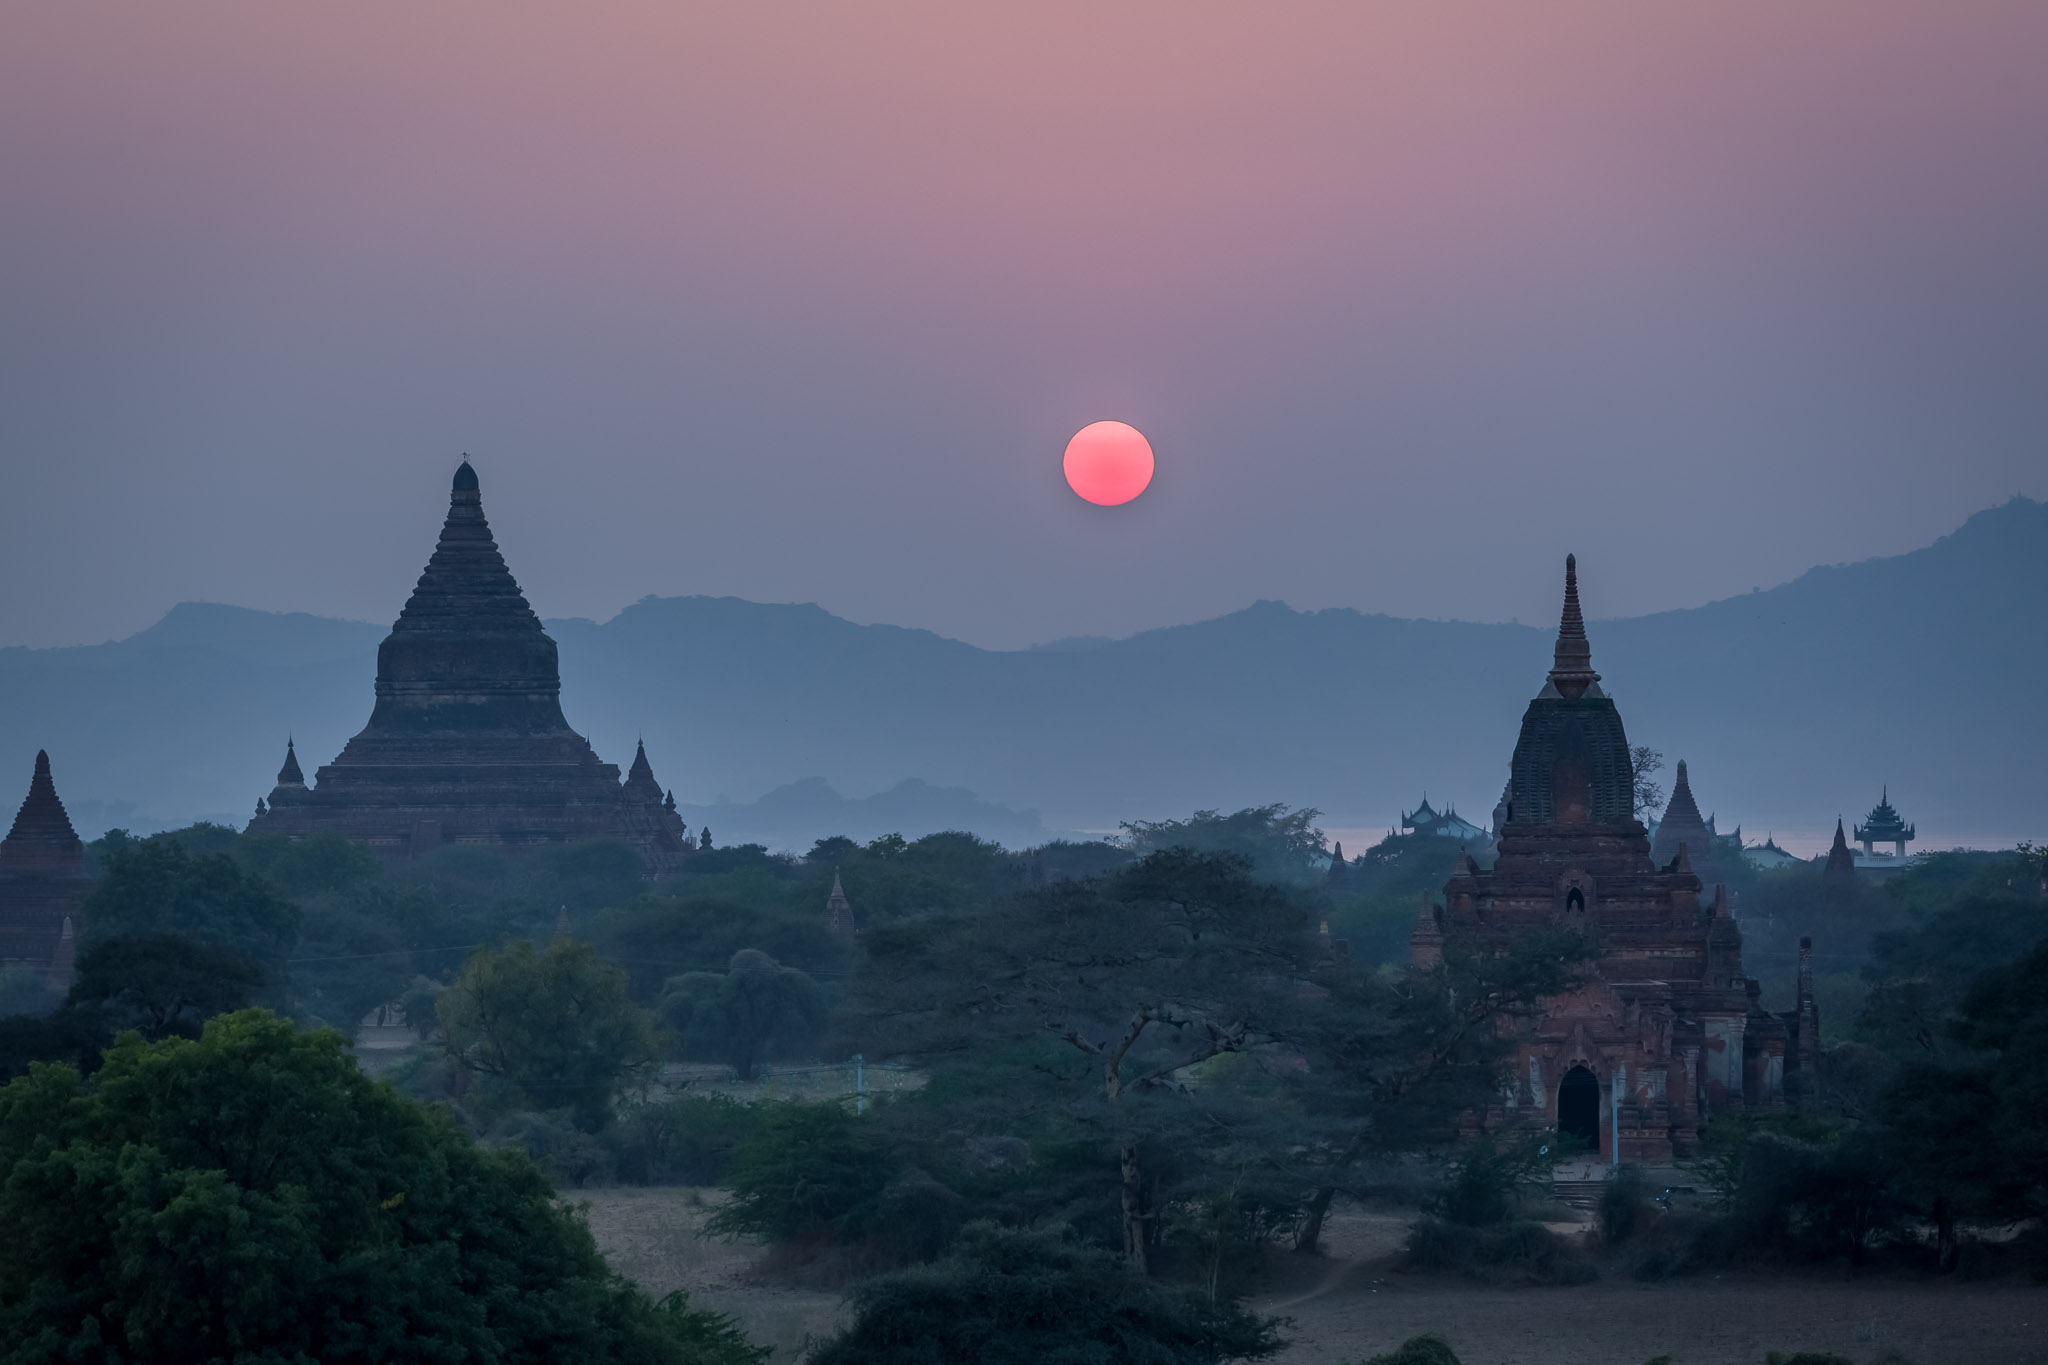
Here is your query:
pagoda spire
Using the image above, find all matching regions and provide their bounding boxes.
[276,738,305,788]
[623,739,663,803]
[1547,554,1602,699]
[2,751,84,870]
[824,870,855,936]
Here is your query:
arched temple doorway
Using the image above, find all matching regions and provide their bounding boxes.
[1558,1065,1600,1151]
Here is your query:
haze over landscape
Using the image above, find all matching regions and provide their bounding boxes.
[5,489,2041,851]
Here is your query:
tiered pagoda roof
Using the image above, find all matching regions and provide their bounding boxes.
[247,461,692,871]
[1854,788,1914,847]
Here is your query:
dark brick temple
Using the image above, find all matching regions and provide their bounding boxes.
[249,461,692,871]
[1416,556,1816,1162]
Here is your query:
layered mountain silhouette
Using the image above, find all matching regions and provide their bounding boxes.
[3,497,2042,847]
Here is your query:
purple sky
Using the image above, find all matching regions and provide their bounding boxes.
[3,3,2044,650]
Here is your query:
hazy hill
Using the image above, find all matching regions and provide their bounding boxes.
[2,498,2042,847]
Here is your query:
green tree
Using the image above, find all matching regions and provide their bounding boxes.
[660,949,829,1081]
[0,1010,764,1364]
[1288,926,1594,1251]
[1120,805,1327,884]
[81,839,300,988]
[65,931,267,1041]
[849,850,1324,1272]
[809,1222,1285,1365]
[1877,935,2048,1266]
[439,939,662,1131]
[707,1100,894,1242]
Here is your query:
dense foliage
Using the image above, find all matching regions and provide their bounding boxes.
[438,939,662,1132]
[0,1011,763,1364]
[808,1223,1285,1365]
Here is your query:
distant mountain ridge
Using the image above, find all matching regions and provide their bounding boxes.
[2,497,2042,847]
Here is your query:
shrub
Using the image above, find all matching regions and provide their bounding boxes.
[1426,1132,1561,1227]
[809,1222,1286,1365]
[1598,1163,1654,1245]
[1765,1354,1855,1365]
[707,1099,893,1242]
[1401,1217,1596,1286]
[609,1093,763,1185]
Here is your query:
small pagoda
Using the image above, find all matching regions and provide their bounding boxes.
[1853,788,1915,858]
[0,751,90,985]
[1650,759,1721,887]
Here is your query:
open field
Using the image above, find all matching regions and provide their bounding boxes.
[579,1190,2047,1365]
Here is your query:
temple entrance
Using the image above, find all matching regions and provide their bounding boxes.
[1558,1065,1600,1152]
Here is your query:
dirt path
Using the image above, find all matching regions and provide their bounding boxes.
[579,1189,2046,1365]
[1259,1209,2046,1365]
[574,1187,847,1359]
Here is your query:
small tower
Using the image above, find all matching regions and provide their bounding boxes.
[699,827,713,851]
[623,740,663,805]
[0,751,91,985]
[1651,760,1720,887]
[824,870,856,937]
[1324,841,1350,894]
[1820,818,1858,908]
[1409,891,1444,968]
[252,738,309,824]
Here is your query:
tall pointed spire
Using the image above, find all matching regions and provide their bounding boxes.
[1822,816,1858,902]
[824,870,856,936]
[276,738,305,788]
[623,739,663,802]
[1547,554,1602,699]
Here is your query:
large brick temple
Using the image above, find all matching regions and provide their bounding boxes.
[0,751,87,984]
[248,461,693,871]
[1413,556,1816,1162]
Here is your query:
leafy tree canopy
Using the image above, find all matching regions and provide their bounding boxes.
[809,1222,1285,1365]
[0,1011,763,1365]
[440,939,662,1131]
[1120,805,1327,884]
[660,949,828,1081]
[80,840,300,976]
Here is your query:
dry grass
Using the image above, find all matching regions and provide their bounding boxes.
[574,1187,849,1359]
[578,1191,2048,1365]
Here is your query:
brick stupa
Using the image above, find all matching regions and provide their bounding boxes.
[1649,758,1723,889]
[248,461,692,871]
[0,751,90,982]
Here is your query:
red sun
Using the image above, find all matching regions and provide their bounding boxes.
[1063,421,1155,506]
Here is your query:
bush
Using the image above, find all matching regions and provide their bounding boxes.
[609,1094,763,1185]
[1426,1133,1563,1227]
[1401,1217,1596,1286]
[707,1099,894,1242]
[1765,1354,1854,1365]
[1598,1164,1653,1245]
[809,1222,1286,1365]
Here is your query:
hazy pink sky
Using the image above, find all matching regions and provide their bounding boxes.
[3,2,2044,647]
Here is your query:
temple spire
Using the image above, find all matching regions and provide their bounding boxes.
[824,870,855,936]
[623,739,663,802]
[276,738,305,788]
[1546,554,1602,699]
[3,751,83,862]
